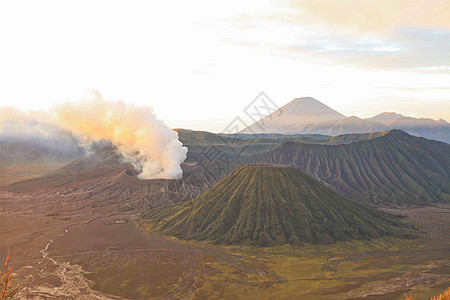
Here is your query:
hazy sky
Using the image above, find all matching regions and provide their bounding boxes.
[1,0,449,132]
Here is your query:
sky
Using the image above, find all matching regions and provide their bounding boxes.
[0,0,449,132]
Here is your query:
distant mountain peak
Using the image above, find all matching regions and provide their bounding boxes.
[369,112,404,123]
[282,97,345,116]
[290,96,323,104]
[241,97,449,143]
[379,112,403,116]
[346,116,362,120]
[242,97,346,134]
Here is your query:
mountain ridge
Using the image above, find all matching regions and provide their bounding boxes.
[366,112,450,143]
[145,165,412,246]
[8,129,449,208]
[242,97,450,143]
[241,130,450,206]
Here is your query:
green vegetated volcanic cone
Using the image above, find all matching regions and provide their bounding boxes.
[146,165,411,247]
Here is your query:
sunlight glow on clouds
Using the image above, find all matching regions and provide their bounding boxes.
[0,0,449,131]
[228,1,450,71]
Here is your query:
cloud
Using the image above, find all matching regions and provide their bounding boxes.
[0,92,188,179]
[222,0,450,72]
[290,0,450,33]
[281,27,450,71]
[50,92,188,179]
[376,86,450,91]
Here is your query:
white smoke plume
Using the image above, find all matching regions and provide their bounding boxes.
[0,92,188,179]
[50,92,187,179]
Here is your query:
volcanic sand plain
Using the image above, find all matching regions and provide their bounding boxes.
[1,165,449,299]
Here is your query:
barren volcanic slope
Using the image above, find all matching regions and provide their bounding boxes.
[243,130,450,206]
[145,165,410,247]
[8,146,214,209]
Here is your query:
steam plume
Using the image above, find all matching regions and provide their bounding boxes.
[50,92,187,179]
[0,107,86,163]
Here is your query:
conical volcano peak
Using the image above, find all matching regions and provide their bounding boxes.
[281,97,345,117]
[289,97,330,106]
[241,96,348,134]
[146,165,409,246]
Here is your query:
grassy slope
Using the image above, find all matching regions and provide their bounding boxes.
[146,166,411,246]
[244,130,450,206]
